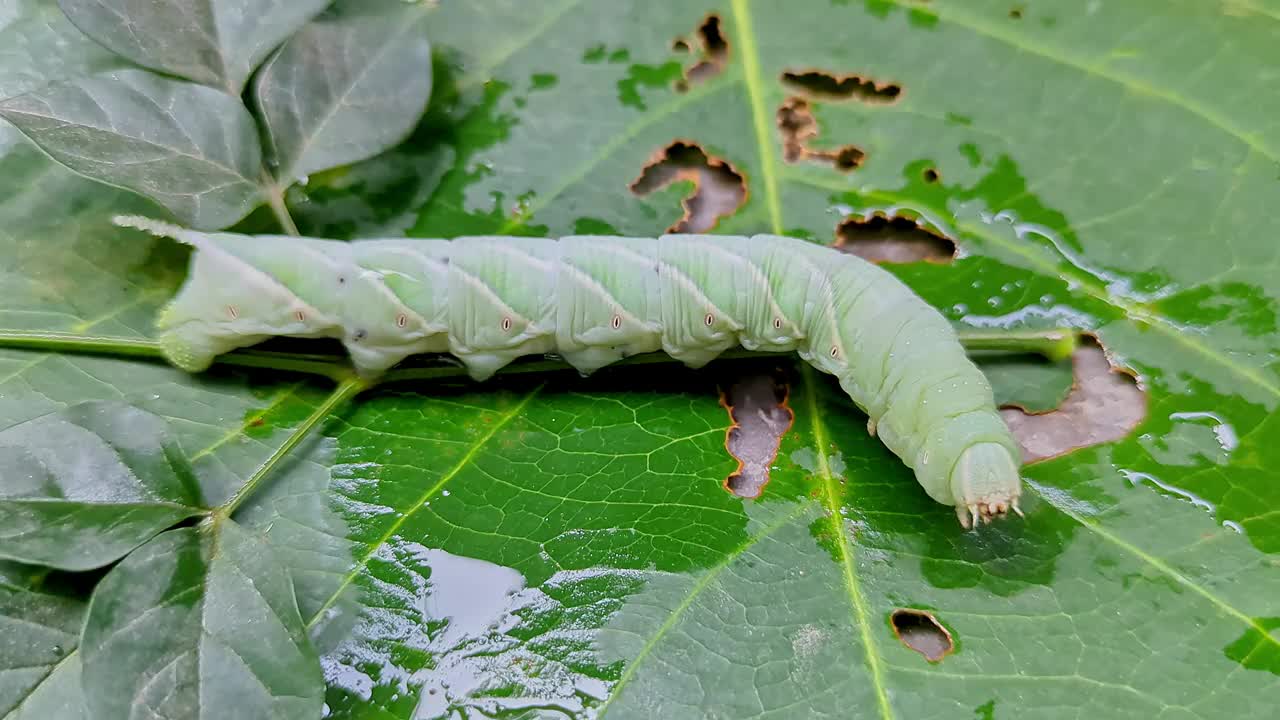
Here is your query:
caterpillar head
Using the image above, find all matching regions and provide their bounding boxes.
[949,442,1023,529]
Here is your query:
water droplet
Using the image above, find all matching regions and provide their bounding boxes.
[1040,294,1054,304]
[987,296,1003,307]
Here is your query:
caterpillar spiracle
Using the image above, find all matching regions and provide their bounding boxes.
[114,215,1023,528]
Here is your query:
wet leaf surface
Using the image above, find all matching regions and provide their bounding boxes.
[1,0,1278,718]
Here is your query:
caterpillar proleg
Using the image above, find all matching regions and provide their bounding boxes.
[114,215,1023,527]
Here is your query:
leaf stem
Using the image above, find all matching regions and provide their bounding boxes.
[0,328,1079,386]
[0,331,165,359]
[0,330,351,379]
[261,172,300,236]
[381,329,1079,384]
[219,375,369,517]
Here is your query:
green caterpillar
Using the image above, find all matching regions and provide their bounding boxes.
[115,215,1023,528]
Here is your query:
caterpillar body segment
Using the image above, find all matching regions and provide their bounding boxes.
[116,216,1022,526]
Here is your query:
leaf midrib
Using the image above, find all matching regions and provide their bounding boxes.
[267,11,425,181]
[0,105,251,183]
[800,365,896,720]
[594,502,812,717]
[730,0,783,235]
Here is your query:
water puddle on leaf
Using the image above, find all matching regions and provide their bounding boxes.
[405,547,612,719]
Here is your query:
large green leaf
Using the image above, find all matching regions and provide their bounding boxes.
[0,401,207,571]
[0,121,353,719]
[55,0,330,93]
[0,70,264,229]
[80,520,324,719]
[0,0,120,105]
[254,0,434,183]
[2,0,1279,718]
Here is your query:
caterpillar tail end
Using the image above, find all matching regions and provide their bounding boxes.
[156,313,263,374]
[158,330,215,372]
[950,442,1023,530]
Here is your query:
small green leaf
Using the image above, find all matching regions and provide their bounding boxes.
[0,562,88,720]
[254,0,433,183]
[81,520,324,720]
[0,69,264,229]
[0,401,207,571]
[55,0,330,93]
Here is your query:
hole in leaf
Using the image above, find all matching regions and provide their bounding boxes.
[776,97,866,172]
[833,146,867,171]
[1009,7,1024,19]
[778,96,816,162]
[670,14,729,91]
[622,16,728,107]
[721,369,794,499]
[1001,335,1147,463]
[923,167,940,183]
[629,140,746,232]
[688,15,728,83]
[781,69,902,104]
[890,609,954,662]
[835,212,956,264]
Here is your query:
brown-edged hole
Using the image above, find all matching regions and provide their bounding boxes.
[777,96,866,172]
[1001,335,1146,463]
[721,369,794,499]
[835,213,957,263]
[834,146,866,171]
[629,140,746,232]
[923,167,940,183]
[890,609,954,662]
[673,14,729,89]
[781,70,902,104]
